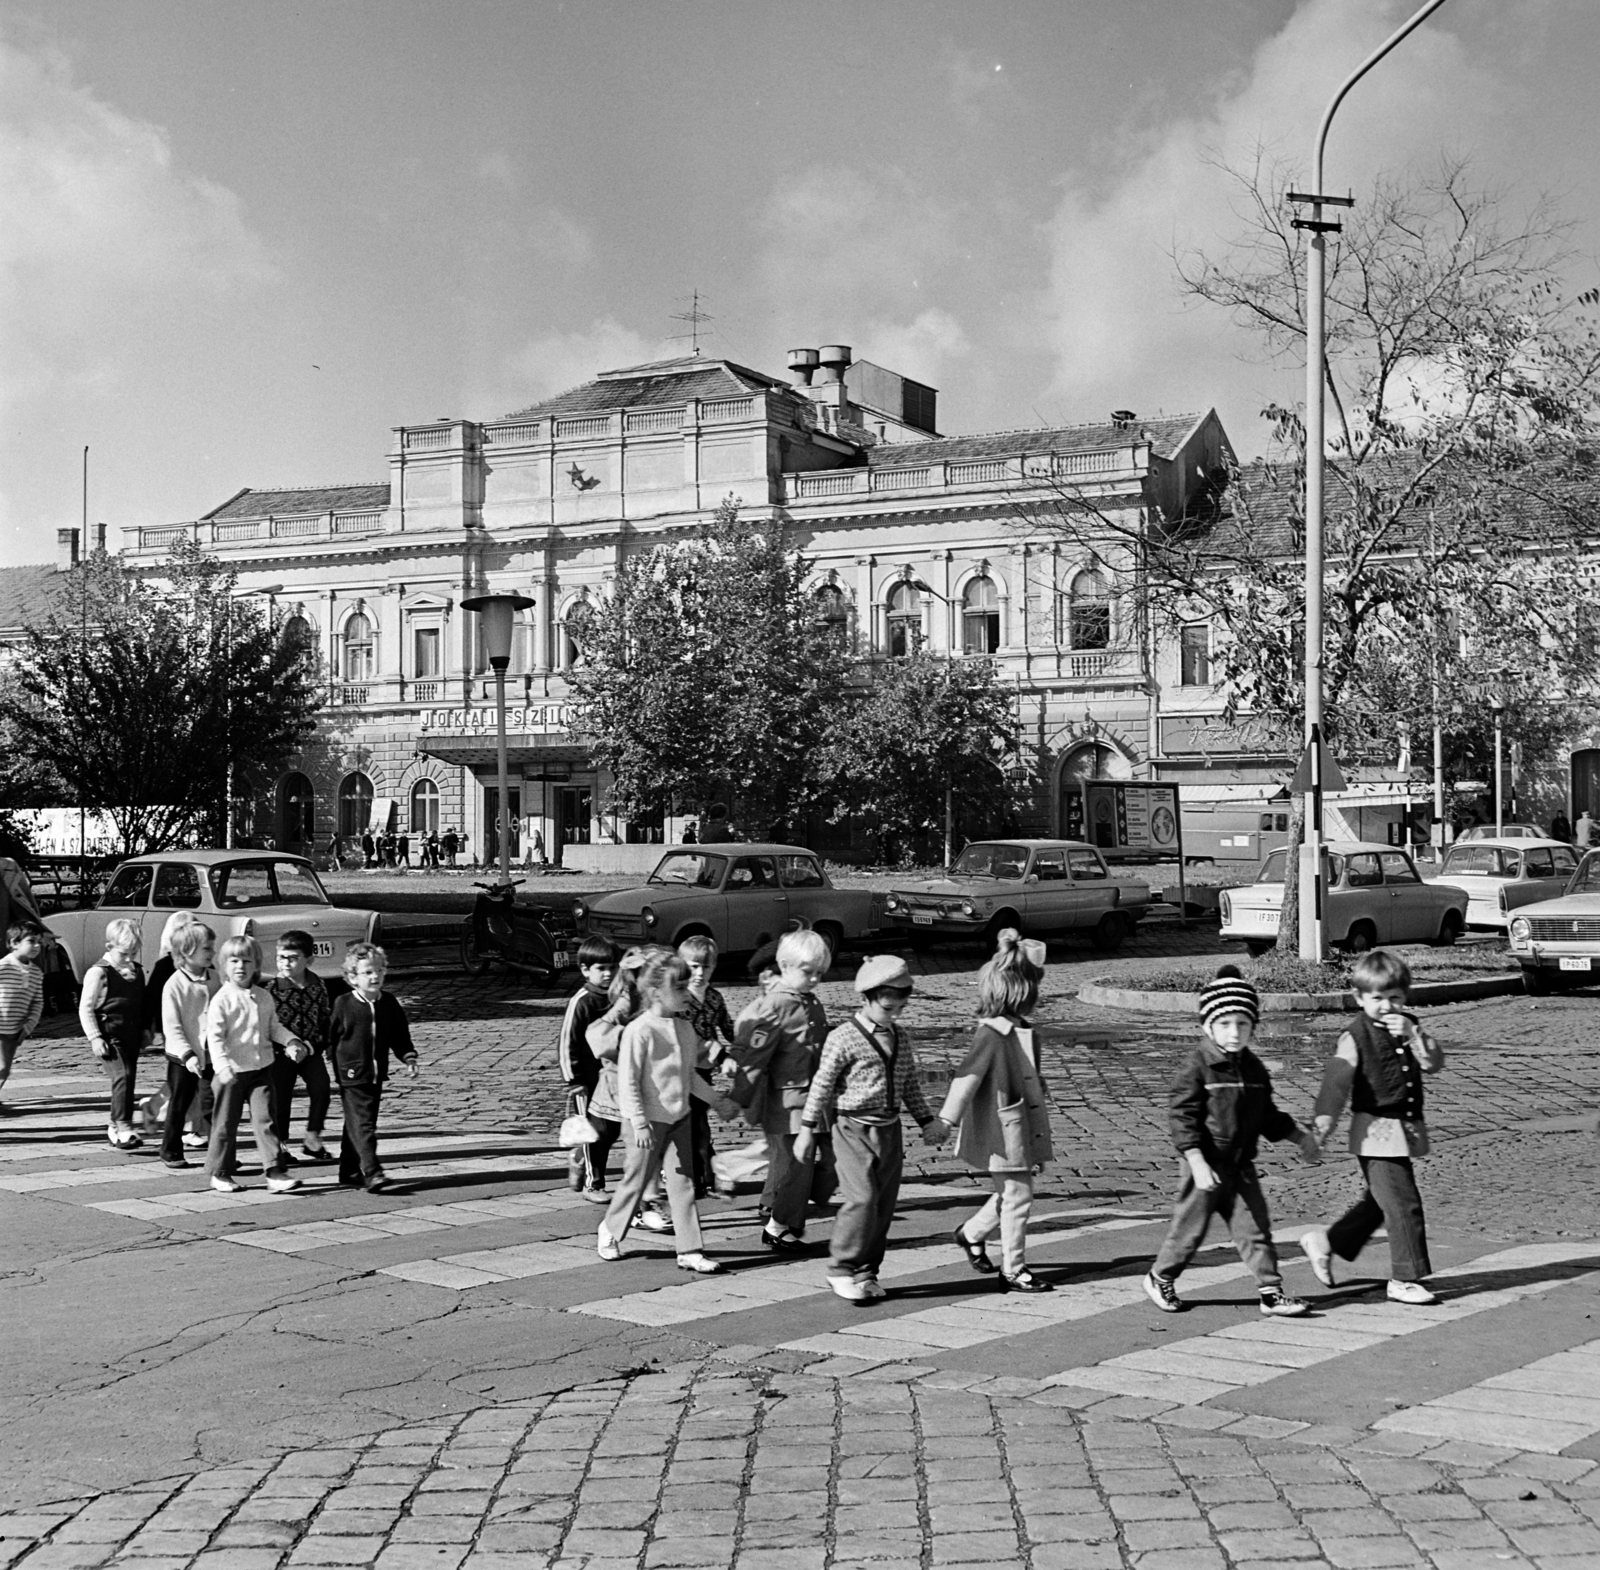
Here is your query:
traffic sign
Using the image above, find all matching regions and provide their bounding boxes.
[1290,736,1347,795]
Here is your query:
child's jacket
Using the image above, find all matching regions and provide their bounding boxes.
[616,1014,712,1125]
[729,985,829,1134]
[329,991,416,1087]
[0,952,43,1039]
[558,984,613,1088]
[1313,1012,1443,1156]
[803,1015,935,1130]
[1168,1041,1299,1165]
[163,969,218,1067]
[206,983,298,1079]
[268,972,332,1055]
[942,1017,1053,1174]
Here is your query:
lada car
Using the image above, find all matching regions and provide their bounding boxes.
[880,839,1150,951]
[45,851,379,981]
[1428,837,1578,931]
[1507,848,1600,992]
[572,844,879,961]
[1219,842,1467,956]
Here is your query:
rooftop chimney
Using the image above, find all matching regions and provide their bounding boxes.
[787,348,819,387]
[56,527,79,573]
[817,344,853,385]
[1111,409,1137,428]
[91,522,107,555]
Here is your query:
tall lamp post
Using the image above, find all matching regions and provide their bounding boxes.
[462,593,534,884]
[1288,0,1452,960]
[912,578,961,867]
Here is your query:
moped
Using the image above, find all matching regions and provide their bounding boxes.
[460,879,578,980]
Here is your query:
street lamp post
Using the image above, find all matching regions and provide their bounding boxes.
[462,593,535,885]
[912,579,960,866]
[1288,0,1452,960]
[1490,694,1505,837]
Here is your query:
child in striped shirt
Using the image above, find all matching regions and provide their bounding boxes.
[796,955,948,1302]
[0,919,47,1106]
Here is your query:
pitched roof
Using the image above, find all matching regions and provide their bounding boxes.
[0,563,65,634]
[504,356,794,420]
[865,412,1209,468]
[202,483,391,522]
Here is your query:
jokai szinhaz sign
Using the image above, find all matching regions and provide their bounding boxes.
[1077,782,1182,858]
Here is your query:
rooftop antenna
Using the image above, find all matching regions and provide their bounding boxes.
[669,289,714,355]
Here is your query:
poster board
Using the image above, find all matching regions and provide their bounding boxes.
[1079,781,1183,860]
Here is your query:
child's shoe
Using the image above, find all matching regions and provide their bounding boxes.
[278,1148,299,1166]
[580,1186,609,1204]
[597,1224,623,1262]
[1387,1279,1440,1306]
[999,1268,1054,1294]
[675,1252,724,1274]
[162,1158,191,1171]
[182,1131,208,1149]
[299,1140,334,1164]
[1143,1271,1183,1312]
[1300,1229,1336,1287]
[267,1172,302,1193]
[211,1175,245,1193]
[827,1273,867,1302]
[363,1173,391,1194]
[855,1273,887,1303]
[761,1226,811,1254]
[637,1205,672,1233]
[1258,1289,1310,1317]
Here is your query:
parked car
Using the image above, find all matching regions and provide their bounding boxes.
[1457,823,1544,841]
[1427,837,1579,930]
[45,851,380,982]
[880,839,1151,951]
[1219,842,1467,955]
[1507,849,1600,992]
[572,844,879,961]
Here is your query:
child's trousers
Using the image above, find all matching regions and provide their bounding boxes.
[160,1058,205,1164]
[1327,1156,1431,1281]
[1153,1159,1282,1288]
[829,1117,903,1279]
[208,1067,286,1179]
[270,1050,331,1146]
[339,1084,384,1184]
[104,1042,141,1134]
[765,1125,816,1236]
[960,1173,1035,1278]
[604,1117,704,1255]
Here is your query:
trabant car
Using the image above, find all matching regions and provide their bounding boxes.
[880,839,1150,951]
[1219,842,1467,956]
[1428,837,1579,930]
[1458,823,1544,841]
[1507,849,1600,992]
[45,851,379,981]
[572,844,878,961]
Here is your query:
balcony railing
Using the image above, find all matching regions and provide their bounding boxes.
[411,681,441,702]
[625,408,684,433]
[556,415,610,439]
[135,509,386,553]
[786,445,1139,502]
[483,421,541,445]
[336,685,370,706]
[404,427,451,450]
[700,397,753,422]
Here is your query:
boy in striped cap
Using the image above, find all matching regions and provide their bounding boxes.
[1143,965,1322,1317]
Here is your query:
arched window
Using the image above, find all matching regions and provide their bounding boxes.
[342,614,375,681]
[560,600,592,670]
[338,772,374,840]
[1067,569,1111,650]
[885,581,921,657]
[814,584,849,642]
[962,576,1000,655]
[282,614,313,657]
[281,773,315,846]
[410,778,440,836]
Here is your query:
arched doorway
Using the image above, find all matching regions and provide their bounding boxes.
[1058,740,1132,839]
[281,773,315,848]
[1573,749,1600,822]
[410,777,440,837]
[339,772,374,840]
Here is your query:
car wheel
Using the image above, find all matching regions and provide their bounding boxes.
[983,911,1023,950]
[1434,911,1463,947]
[1091,912,1128,952]
[812,923,843,974]
[459,921,491,977]
[1343,921,1377,954]
[1523,964,1552,996]
[1246,939,1275,958]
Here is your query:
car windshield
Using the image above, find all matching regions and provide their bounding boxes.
[1256,849,1346,885]
[207,860,331,910]
[1443,846,1505,875]
[1568,852,1600,896]
[952,844,1029,880]
[648,851,726,889]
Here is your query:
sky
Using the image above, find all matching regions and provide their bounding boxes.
[2,0,1598,569]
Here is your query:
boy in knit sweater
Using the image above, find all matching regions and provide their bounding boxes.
[0,919,46,1107]
[1144,966,1322,1317]
[560,935,621,1199]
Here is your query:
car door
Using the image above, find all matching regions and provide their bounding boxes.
[1379,850,1428,940]
[1028,848,1072,931]
[776,853,831,933]
[722,855,787,952]
[1066,847,1112,931]
[1508,847,1563,917]
[91,863,155,966]
[146,861,205,956]
[1340,853,1388,942]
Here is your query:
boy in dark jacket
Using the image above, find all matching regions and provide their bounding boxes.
[560,935,621,1198]
[328,943,418,1193]
[1144,966,1322,1317]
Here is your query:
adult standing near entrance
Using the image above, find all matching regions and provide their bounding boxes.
[397,833,410,870]
[1550,811,1573,845]
[361,830,376,869]
[1577,811,1596,850]
[700,804,735,844]
[442,827,459,867]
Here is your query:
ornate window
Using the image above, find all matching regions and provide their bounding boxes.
[281,773,315,845]
[885,581,921,657]
[342,614,375,681]
[338,772,374,840]
[962,576,1000,655]
[560,599,592,670]
[1067,569,1110,651]
[410,778,440,836]
[814,584,849,643]
[282,614,313,656]
[413,626,441,679]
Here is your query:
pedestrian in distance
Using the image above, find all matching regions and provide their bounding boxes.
[560,935,622,1201]
[1301,949,1445,1305]
[700,803,735,843]
[1550,811,1573,845]
[398,832,411,869]
[1143,965,1321,1316]
[1577,811,1596,849]
[328,942,418,1193]
[678,934,737,1199]
[442,827,460,867]
[205,936,308,1194]
[266,930,335,1164]
[158,921,218,1171]
[0,917,48,1109]
[597,949,739,1274]
[798,954,948,1303]
[940,932,1055,1293]
[79,917,149,1151]
[361,830,376,869]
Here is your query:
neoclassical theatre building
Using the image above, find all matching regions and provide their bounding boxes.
[116,348,1238,868]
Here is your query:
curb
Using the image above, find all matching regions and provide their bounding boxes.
[1076,973,1525,1014]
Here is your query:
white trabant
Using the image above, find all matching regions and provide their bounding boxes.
[1507,849,1600,993]
[1219,841,1468,956]
[1428,837,1579,931]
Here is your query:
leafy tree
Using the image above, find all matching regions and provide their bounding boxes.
[567,498,851,838]
[0,541,322,855]
[820,651,1022,864]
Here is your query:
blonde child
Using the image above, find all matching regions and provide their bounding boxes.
[79,917,149,1150]
[206,936,308,1194]
[598,950,738,1273]
[1301,950,1445,1305]
[328,942,418,1193]
[940,931,1056,1293]
[678,935,735,1198]
[159,922,217,1171]
[0,919,47,1107]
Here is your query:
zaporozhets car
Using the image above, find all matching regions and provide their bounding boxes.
[45,851,380,982]
[572,844,879,961]
[1507,848,1600,993]
[881,839,1150,951]
[1427,836,1578,931]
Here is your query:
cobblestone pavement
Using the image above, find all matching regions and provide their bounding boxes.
[5,933,1600,1570]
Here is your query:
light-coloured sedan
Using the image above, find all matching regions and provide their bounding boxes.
[1219,842,1468,956]
[1508,850,1600,992]
[1428,837,1579,930]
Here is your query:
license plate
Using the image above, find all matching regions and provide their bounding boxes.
[552,951,572,969]
[911,913,934,926]
[1560,956,1591,971]
[1263,911,1280,926]
[313,941,334,958]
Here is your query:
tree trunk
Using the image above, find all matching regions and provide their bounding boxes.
[1275,792,1307,955]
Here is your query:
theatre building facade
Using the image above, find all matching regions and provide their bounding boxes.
[118,350,1234,867]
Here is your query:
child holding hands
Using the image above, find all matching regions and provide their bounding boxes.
[329,943,418,1193]
[0,919,47,1108]
[159,921,217,1170]
[79,918,149,1151]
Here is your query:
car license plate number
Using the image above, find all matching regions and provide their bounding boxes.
[552,951,572,969]
[313,941,334,958]
[1560,956,1591,971]
[911,913,934,926]
[1263,910,1280,926]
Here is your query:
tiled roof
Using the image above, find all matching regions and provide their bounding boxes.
[0,563,65,634]
[203,484,391,522]
[865,412,1209,467]
[504,357,794,420]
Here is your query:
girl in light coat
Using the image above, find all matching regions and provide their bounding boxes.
[938,929,1054,1293]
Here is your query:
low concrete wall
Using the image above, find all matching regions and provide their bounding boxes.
[559,844,669,876]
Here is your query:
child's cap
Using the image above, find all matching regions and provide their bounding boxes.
[1198,964,1259,1028]
[855,954,912,994]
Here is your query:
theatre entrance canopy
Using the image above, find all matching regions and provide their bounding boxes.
[415,701,590,771]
